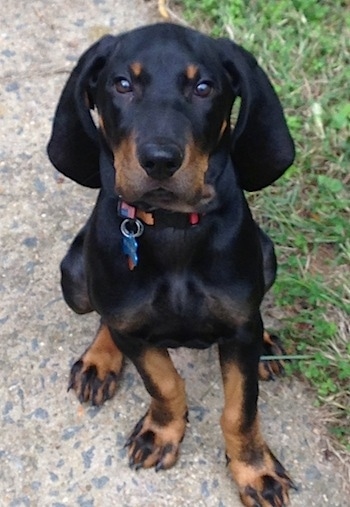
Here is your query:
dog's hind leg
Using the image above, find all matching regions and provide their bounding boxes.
[257,225,277,295]
[60,224,92,315]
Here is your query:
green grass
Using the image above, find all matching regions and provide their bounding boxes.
[178,0,350,448]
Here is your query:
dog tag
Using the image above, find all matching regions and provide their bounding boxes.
[122,235,138,270]
[120,218,144,270]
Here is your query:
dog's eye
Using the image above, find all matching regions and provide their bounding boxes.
[194,81,213,98]
[115,78,133,94]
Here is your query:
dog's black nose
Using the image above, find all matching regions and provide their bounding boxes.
[138,143,183,180]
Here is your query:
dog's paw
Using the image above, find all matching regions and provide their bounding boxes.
[68,358,121,406]
[68,325,123,405]
[126,411,187,471]
[258,332,287,381]
[229,449,296,507]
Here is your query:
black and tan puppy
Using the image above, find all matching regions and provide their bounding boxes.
[48,23,296,506]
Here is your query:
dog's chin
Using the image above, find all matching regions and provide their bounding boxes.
[131,186,216,213]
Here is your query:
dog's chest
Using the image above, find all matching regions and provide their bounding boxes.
[109,271,249,347]
[155,273,201,316]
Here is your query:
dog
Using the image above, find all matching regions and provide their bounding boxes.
[47,23,296,506]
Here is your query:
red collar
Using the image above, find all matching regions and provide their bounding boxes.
[118,200,200,228]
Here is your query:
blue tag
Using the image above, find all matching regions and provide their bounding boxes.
[120,218,144,270]
[122,235,139,268]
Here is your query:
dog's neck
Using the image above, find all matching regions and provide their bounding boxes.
[117,199,201,270]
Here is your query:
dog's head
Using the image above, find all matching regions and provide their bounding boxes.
[47,23,294,211]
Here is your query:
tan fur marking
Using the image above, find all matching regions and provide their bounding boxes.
[113,137,148,201]
[220,362,265,459]
[82,324,123,379]
[127,348,188,470]
[69,324,123,405]
[186,64,199,80]
[130,61,143,77]
[263,330,274,346]
[98,114,106,135]
[142,348,187,423]
[258,331,286,380]
[258,361,272,381]
[219,120,228,139]
[136,210,155,225]
[112,135,214,213]
[220,362,245,440]
[220,361,292,505]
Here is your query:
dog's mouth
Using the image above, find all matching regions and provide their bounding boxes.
[131,188,185,212]
[131,185,216,213]
[143,188,177,202]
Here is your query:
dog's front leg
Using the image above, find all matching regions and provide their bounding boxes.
[219,321,295,507]
[111,335,188,471]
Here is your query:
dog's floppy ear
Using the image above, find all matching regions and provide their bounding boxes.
[47,35,117,187]
[216,38,295,191]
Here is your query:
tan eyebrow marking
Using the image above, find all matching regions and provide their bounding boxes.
[186,64,199,80]
[130,61,143,77]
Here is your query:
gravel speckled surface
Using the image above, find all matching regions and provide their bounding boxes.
[0,1,348,505]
